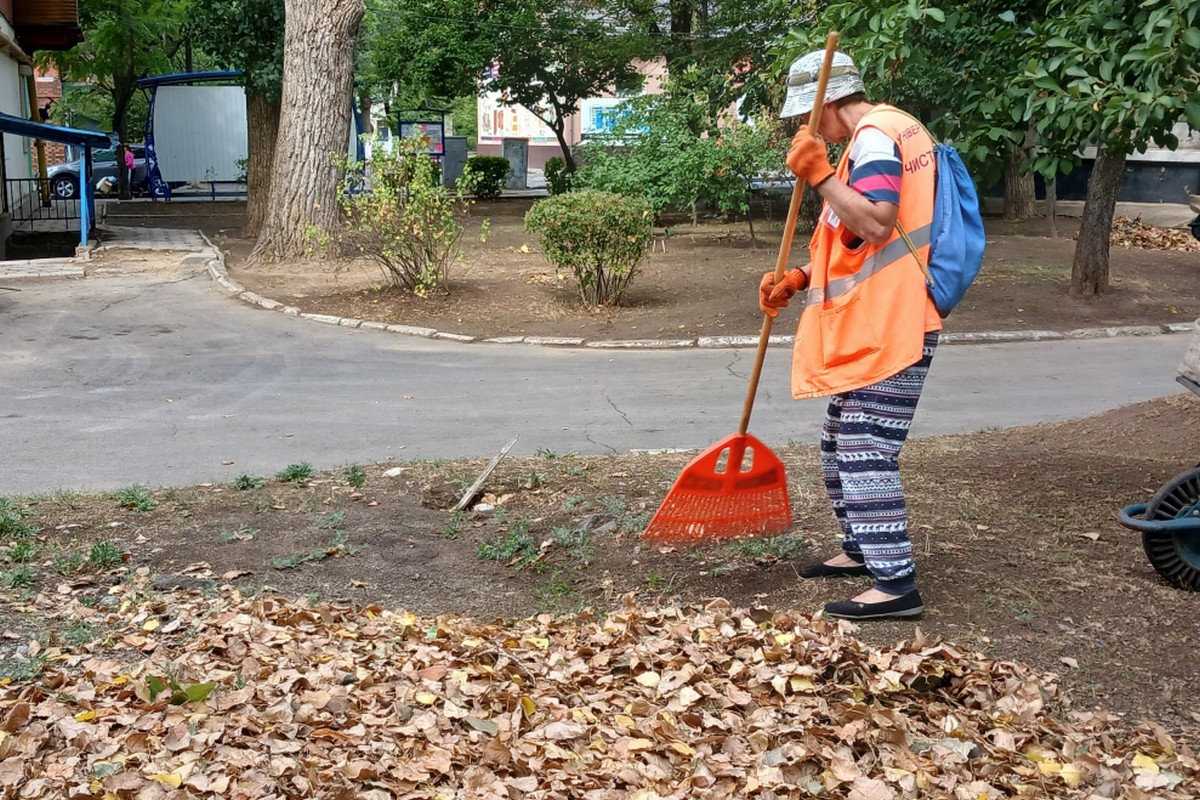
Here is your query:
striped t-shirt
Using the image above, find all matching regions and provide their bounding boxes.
[848,127,902,206]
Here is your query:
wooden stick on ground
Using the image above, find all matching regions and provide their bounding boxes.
[454,434,520,512]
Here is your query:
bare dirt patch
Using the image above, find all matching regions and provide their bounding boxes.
[191,199,1200,341]
[4,394,1198,737]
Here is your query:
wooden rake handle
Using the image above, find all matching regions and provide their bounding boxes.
[738,31,840,435]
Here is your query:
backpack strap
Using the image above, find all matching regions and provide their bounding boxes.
[895,220,934,288]
[868,105,939,290]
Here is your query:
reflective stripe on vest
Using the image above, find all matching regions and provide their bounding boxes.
[805,223,932,306]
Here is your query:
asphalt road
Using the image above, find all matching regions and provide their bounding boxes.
[0,270,1191,494]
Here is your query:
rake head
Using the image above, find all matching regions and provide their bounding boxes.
[642,433,792,544]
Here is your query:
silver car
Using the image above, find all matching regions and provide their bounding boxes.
[46,145,149,199]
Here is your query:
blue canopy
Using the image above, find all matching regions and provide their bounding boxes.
[0,112,109,148]
[137,71,242,89]
[0,113,110,248]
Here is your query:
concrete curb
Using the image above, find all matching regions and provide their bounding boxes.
[200,239,1200,350]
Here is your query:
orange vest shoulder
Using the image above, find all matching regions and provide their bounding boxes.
[789,105,942,399]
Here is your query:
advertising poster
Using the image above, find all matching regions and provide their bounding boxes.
[399,122,445,156]
[580,98,634,138]
[477,92,557,144]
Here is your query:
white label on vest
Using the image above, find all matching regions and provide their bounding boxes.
[821,204,841,229]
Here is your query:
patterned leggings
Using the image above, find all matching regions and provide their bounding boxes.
[819,332,939,595]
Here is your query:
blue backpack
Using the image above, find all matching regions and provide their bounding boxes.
[896,142,986,318]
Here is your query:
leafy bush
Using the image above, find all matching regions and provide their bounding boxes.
[340,136,471,296]
[524,190,652,306]
[462,155,510,199]
[543,156,572,195]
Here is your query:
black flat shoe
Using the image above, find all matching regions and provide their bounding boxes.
[824,590,924,620]
[798,559,871,579]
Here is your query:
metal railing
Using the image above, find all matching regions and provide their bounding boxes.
[4,177,81,232]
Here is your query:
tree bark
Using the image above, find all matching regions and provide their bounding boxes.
[1002,127,1036,220]
[530,99,574,172]
[551,123,574,173]
[1045,176,1057,239]
[1070,148,1126,296]
[251,0,366,263]
[115,33,136,201]
[243,88,281,239]
[665,0,695,74]
[113,84,133,199]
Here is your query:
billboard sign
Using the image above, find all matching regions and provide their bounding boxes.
[477,92,557,144]
[399,121,445,156]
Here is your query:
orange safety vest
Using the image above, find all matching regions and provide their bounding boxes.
[790,104,942,399]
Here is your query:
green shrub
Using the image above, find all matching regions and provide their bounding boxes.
[276,462,314,484]
[524,190,652,306]
[543,157,572,195]
[340,136,471,296]
[462,155,510,199]
[115,485,156,513]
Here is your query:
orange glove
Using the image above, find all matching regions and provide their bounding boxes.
[786,126,834,188]
[758,269,809,317]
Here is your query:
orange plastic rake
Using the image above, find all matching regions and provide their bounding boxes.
[642,32,841,545]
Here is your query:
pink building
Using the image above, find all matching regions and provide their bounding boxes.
[476,58,668,170]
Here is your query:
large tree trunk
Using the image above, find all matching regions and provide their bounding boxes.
[1045,176,1058,239]
[1002,126,1036,220]
[243,88,282,239]
[1070,149,1126,296]
[666,0,695,73]
[251,0,365,262]
[113,83,133,200]
[115,32,136,201]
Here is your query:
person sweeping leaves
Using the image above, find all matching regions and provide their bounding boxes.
[760,49,942,620]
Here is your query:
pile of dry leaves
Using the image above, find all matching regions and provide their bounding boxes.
[1109,217,1200,252]
[2,569,1197,799]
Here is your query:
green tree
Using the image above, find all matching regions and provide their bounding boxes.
[1023,0,1200,295]
[43,0,192,198]
[773,1,1046,219]
[358,0,493,111]
[478,1,644,172]
[191,0,285,237]
[621,0,816,120]
[354,2,494,157]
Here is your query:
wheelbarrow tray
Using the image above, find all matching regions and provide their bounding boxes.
[1180,317,1200,388]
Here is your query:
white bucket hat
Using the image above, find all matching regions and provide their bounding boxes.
[779,50,865,119]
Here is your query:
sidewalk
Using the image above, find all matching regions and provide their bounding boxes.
[981,198,1196,228]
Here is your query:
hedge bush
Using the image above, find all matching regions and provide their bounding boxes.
[543,156,572,195]
[524,189,652,306]
[340,136,469,296]
[462,155,510,199]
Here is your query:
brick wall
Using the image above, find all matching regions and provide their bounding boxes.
[34,65,66,165]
